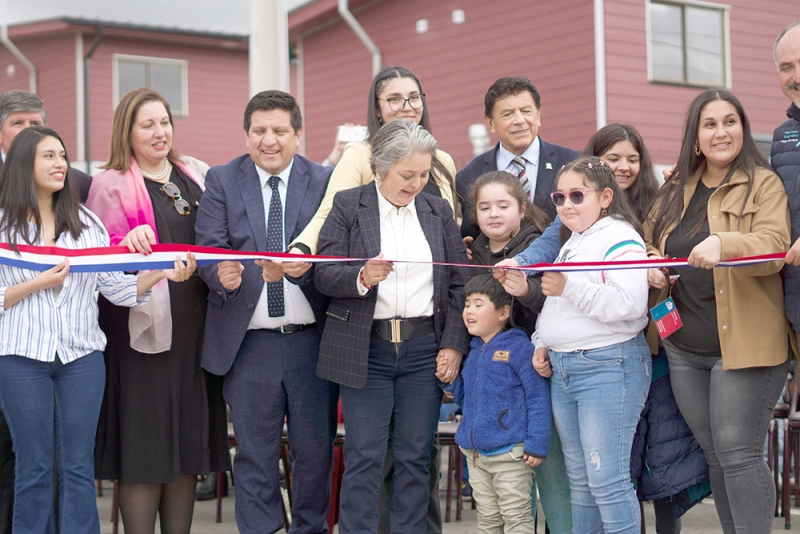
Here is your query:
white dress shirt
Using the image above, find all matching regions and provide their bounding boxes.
[358,183,434,320]
[496,137,541,202]
[248,160,316,330]
[0,209,149,363]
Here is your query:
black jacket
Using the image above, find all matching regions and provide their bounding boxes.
[470,220,545,336]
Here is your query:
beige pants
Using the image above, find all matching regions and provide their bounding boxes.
[461,443,536,534]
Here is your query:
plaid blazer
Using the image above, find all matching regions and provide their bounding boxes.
[314,183,471,389]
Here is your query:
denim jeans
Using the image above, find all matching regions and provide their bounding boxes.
[663,339,789,534]
[0,353,105,534]
[549,333,651,534]
[339,333,442,534]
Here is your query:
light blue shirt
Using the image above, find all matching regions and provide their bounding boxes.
[496,137,541,202]
[0,209,148,363]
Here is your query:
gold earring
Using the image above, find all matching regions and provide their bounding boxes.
[695,145,701,157]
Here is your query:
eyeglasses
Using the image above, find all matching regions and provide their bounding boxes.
[160,182,191,216]
[379,94,425,112]
[550,189,598,207]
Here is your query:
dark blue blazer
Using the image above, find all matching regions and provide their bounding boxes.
[456,139,579,237]
[314,184,471,389]
[194,153,333,376]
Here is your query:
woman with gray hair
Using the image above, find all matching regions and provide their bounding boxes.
[315,118,470,533]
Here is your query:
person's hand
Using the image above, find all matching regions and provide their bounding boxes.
[254,259,284,283]
[492,258,519,284]
[34,259,70,290]
[532,347,552,378]
[502,269,530,297]
[362,252,394,286]
[662,165,676,182]
[120,224,157,254]
[463,236,474,262]
[281,247,312,278]
[541,271,568,297]
[327,123,355,165]
[436,348,463,383]
[687,235,722,269]
[217,260,244,290]
[785,238,800,266]
[648,268,669,290]
[524,454,544,467]
[162,253,197,282]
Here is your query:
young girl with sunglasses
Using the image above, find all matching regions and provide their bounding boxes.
[531,156,651,533]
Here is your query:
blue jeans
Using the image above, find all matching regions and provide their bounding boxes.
[549,333,650,534]
[0,353,105,534]
[339,333,443,534]
[223,328,337,534]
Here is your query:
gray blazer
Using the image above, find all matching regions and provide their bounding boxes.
[195,153,332,376]
[314,183,471,389]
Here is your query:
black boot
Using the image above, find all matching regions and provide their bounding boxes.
[196,472,228,501]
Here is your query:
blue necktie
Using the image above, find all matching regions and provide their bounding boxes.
[266,176,284,317]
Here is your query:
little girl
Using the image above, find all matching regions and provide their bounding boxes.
[531,156,651,534]
[467,171,573,534]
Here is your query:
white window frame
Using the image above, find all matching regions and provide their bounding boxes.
[112,54,189,116]
[646,0,732,88]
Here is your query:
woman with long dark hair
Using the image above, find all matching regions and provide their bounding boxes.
[646,89,791,533]
[290,66,457,255]
[0,126,194,533]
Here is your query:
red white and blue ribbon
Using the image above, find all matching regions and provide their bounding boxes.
[0,243,788,273]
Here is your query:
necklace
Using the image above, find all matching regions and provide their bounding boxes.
[141,160,172,182]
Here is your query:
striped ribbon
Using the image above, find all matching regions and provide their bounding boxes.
[0,243,787,273]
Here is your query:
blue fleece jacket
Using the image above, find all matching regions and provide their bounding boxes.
[447,327,551,458]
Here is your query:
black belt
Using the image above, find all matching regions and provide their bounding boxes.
[372,316,435,343]
[264,324,313,334]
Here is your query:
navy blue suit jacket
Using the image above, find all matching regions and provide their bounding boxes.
[457,139,579,237]
[314,184,471,389]
[194,153,333,376]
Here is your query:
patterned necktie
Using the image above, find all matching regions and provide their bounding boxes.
[266,176,284,317]
[511,156,531,195]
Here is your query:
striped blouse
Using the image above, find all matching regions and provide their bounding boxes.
[0,208,149,363]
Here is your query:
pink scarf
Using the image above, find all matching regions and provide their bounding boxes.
[86,156,205,353]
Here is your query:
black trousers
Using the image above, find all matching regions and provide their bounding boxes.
[0,409,13,534]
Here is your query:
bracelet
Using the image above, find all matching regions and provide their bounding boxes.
[359,268,374,290]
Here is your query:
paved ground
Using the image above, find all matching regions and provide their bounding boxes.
[96,478,799,533]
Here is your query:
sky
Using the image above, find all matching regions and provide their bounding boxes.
[2,0,313,35]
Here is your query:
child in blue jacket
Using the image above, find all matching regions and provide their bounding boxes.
[443,274,551,533]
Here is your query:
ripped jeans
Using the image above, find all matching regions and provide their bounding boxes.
[549,333,651,534]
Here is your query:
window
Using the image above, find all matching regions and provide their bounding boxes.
[113,55,188,116]
[648,1,729,87]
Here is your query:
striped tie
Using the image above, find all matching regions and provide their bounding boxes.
[511,156,530,195]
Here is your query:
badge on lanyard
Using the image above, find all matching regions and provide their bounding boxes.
[649,266,683,339]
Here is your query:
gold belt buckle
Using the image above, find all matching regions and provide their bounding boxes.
[390,318,402,343]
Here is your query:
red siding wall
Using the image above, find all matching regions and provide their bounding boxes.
[0,30,247,168]
[604,0,800,164]
[298,0,596,169]
[86,34,249,167]
[0,34,79,156]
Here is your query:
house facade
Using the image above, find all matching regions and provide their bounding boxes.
[0,18,249,171]
[290,0,799,168]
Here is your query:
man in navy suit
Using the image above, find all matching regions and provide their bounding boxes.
[457,76,579,237]
[195,90,337,534]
